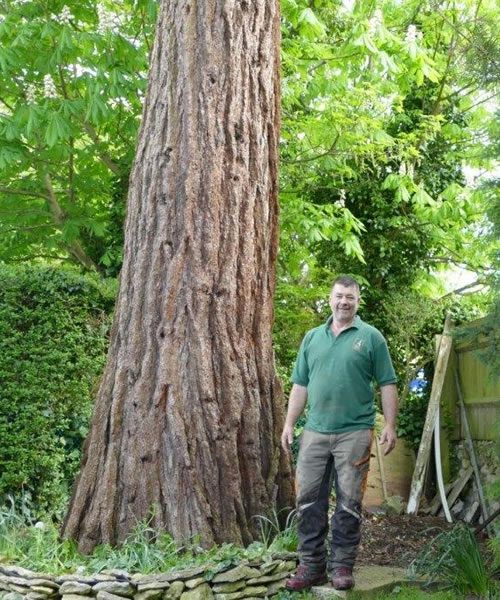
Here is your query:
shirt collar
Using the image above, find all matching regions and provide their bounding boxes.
[325,314,362,331]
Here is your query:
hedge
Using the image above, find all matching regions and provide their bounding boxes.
[0,265,115,515]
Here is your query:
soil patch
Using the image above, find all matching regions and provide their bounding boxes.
[356,513,454,568]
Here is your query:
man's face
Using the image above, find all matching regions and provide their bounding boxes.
[329,284,360,323]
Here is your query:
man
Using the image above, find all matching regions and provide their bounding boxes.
[282,275,398,592]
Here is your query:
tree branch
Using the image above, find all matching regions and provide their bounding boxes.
[0,96,14,112]
[282,133,340,165]
[1,224,54,233]
[438,279,485,299]
[43,173,98,271]
[82,123,121,175]
[0,186,50,200]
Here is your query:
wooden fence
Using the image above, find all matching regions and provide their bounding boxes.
[440,318,499,481]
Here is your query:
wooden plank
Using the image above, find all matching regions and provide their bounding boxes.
[437,467,473,516]
[424,483,453,515]
[407,315,453,515]
[464,500,480,523]
[454,369,494,537]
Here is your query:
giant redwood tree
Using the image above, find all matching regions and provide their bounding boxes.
[62,0,294,553]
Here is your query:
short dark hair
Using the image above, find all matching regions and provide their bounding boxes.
[331,275,360,292]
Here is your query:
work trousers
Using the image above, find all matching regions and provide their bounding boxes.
[295,428,373,571]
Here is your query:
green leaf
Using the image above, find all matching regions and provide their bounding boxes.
[45,112,70,147]
[382,174,400,190]
[297,8,327,40]
[413,186,435,207]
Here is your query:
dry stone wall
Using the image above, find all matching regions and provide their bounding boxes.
[0,555,298,600]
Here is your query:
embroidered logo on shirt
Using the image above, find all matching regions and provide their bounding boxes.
[353,339,364,352]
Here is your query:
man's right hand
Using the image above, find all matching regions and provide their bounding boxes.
[281,384,308,453]
[281,424,294,452]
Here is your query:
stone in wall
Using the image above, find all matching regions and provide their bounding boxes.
[179,584,213,600]
[211,567,260,585]
[93,582,134,597]
[163,581,185,600]
[59,584,92,596]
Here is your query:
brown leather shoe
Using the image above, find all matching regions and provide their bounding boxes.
[331,566,354,590]
[285,564,328,591]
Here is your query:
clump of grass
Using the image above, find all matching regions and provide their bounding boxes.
[0,495,80,571]
[252,507,298,553]
[410,523,494,599]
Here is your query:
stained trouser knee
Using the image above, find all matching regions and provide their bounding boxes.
[296,456,333,568]
[330,496,363,568]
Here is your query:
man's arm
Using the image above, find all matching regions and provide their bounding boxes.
[379,383,398,455]
[281,384,308,452]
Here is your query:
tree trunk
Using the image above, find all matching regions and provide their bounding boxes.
[62,0,294,554]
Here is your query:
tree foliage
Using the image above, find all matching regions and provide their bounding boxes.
[0,0,157,274]
[273,0,498,383]
[278,0,498,286]
[0,0,497,288]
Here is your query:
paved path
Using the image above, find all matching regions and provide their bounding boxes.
[310,565,423,598]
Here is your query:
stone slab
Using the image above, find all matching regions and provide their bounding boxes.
[59,582,93,595]
[134,567,206,586]
[137,582,171,592]
[310,566,422,599]
[29,580,58,590]
[134,590,163,600]
[184,579,205,590]
[179,583,213,600]
[30,585,58,595]
[93,582,134,597]
[211,567,260,584]
[163,581,185,600]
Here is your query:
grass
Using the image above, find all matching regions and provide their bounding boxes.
[272,587,460,600]
[410,523,497,599]
[0,498,298,574]
[252,507,298,553]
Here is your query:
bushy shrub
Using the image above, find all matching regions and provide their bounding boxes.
[0,265,115,516]
[397,391,429,453]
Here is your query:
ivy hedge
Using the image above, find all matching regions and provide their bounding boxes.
[0,265,115,515]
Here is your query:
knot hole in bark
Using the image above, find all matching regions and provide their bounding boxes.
[234,123,243,142]
[164,147,173,162]
[141,452,153,463]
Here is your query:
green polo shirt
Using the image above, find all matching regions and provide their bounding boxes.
[291,315,397,433]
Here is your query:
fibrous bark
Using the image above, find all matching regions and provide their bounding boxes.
[62,0,294,553]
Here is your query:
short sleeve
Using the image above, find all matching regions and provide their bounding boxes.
[291,332,311,387]
[373,337,397,386]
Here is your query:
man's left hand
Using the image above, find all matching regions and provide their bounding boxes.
[379,425,397,455]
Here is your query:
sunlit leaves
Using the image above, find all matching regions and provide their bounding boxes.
[0,0,157,273]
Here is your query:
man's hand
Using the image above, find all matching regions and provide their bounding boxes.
[281,424,294,452]
[281,384,308,453]
[379,424,397,455]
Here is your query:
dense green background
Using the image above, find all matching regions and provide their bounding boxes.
[0,266,114,514]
